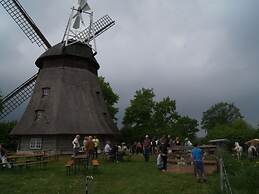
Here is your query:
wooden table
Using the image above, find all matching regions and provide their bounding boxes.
[7,153,48,168]
[73,154,88,172]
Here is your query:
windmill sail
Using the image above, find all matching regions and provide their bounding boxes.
[0,0,51,49]
[72,0,91,29]
[77,15,115,43]
[0,74,38,120]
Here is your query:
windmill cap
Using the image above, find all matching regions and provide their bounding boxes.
[35,42,99,70]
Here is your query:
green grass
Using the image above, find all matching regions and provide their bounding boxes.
[223,154,259,194]
[0,155,220,194]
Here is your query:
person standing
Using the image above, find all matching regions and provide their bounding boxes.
[191,143,207,182]
[175,137,181,146]
[104,141,112,158]
[85,136,95,168]
[83,136,88,151]
[92,136,100,159]
[0,144,11,168]
[136,142,142,154]
[72,135,80,157]
[151,139,157,155]
[143,135,151,162]
[159,136,169,172]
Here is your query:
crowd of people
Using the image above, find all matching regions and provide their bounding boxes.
[1,133,256,185]
[72,135,101,160]
[71,134,198,174]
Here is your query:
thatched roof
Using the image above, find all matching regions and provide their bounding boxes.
[11,42,118,136]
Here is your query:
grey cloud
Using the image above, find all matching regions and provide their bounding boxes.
[0,0,259,127]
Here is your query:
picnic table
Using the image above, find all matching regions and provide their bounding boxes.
[7,153,49,169]
[73,154,88,170]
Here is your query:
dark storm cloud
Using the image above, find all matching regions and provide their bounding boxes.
[0,0,259,126]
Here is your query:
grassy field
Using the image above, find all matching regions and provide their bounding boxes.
[0,155,221,194]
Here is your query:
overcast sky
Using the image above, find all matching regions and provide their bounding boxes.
[0,0,259,127]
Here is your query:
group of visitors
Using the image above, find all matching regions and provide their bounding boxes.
[134,134,206,182]
[103,141,130,162]
[72,135,100,160]
[131,136,192,156]
[71,134,207,182]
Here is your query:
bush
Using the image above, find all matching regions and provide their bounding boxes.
[223,152,259,194]
[204,119,257,146]
[0,121,17,151]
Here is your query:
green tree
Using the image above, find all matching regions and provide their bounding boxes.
[0,121,17,151]
[98,76,119,121]
[122,88,155,142]
[174,116,199,139]
[152,97,178,129]
[205,119,256,144]
[121,88,199,142]
[201,102,243,131]
[123,88,155,128]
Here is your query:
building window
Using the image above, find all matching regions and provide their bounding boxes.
[35,110,44,121]
[30,138,42,150]
[42,87,50,97]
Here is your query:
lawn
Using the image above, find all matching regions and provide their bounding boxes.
[0,155,220,194]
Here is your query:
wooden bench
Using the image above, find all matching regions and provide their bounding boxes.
[13,160,49,169]
[65,160,75,176]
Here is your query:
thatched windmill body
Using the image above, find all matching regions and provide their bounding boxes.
[0,0,118,153]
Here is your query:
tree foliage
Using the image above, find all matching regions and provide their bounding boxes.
[152,97,178,129]
[205,119,256,144]
[121,88,198,142]
[123,88,155,129]
[0,121,17,151]
[174,116,199,140]
[201,102,243,131]
[98,76,119,121]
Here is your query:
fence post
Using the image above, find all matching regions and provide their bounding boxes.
[219,158,224,192]
[86,176,93,194]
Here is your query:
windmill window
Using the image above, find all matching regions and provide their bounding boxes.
[35,110,44,121]
[29,138,42,150]
[96,91,100,94]
[42,87,50,97]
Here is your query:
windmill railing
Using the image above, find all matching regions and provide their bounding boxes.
[0,73,38,120]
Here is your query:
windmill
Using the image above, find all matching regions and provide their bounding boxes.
[0,0,118,153]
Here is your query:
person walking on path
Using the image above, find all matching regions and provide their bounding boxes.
[72,134,80,157]
[191,143,207,183]
[143,135,151,162]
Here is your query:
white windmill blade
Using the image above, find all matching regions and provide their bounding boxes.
[73,15,81,29]
[79,14,85,26]
[79,0,91,11]
[72,12,79,19]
